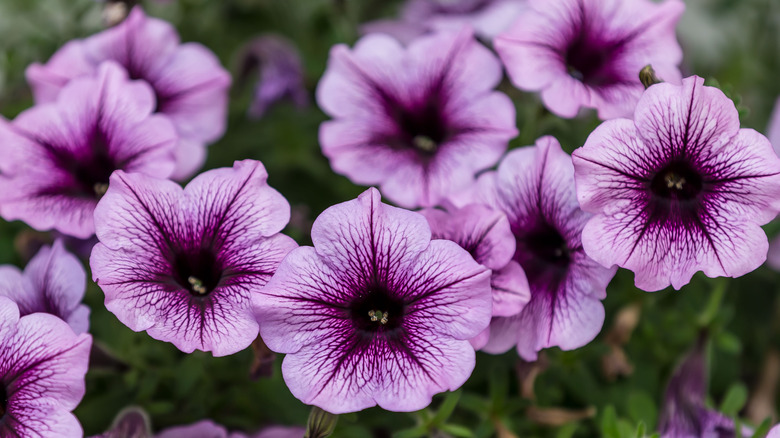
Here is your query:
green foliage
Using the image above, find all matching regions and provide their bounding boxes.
[1,0,780,436]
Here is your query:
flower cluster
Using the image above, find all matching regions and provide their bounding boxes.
[2,0,780,436]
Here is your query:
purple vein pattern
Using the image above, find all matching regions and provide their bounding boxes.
[26,6,231,180]
[474,136,616,360]
[90,160,297,356]
[658,337,753,438]
[317,28,517,208]
[0,297,92,437]
[255,188,492,414]
[419,203,530,349]
[0,62,177,239]
[572,76,780,291]
[0,239,90,334]
[495,0,684,119]
[361,0,527,44]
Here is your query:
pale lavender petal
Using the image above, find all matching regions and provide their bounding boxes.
[495,0,684,119]
[15,239,89,333]
[254,426,306,438]
[0,297,92,437]
[489,261,530,317]
[25,6,230,180]
[573,76,780,291]
[256,187,491,413]
[0,62,176,238]
[317,29,515,208]
[769,97,780,156]
[156,420,229,438]
[476,136,615,358]
[92,160,295,356]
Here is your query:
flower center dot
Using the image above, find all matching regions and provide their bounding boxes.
[412,135,437,153]
[94,182,109,197]
[187,276,208,295]
[368,309,389,325]
[350,286,405,333]
[650,160,703,201]
[172,248,223,296]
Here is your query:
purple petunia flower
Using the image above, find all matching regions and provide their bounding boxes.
[572,76,780,291]
[419,203,530,347]
[0,62,177,239]
[765,97,780,270]
[495,0,684,119]
[361,0,527,44]
[239,35,309,119]
[255,188,492,413]
[0,297,92,437]
[26,6,231,180]
[156,420,232,438]
[769,97,780,154]
[90,160,297,356]
[0,239,89,334]
[156,420,304,438]
[317,29,517,208]
[658,336,753,438]
[473,136,616,360]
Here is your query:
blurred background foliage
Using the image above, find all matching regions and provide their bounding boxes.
[1,0,780,436]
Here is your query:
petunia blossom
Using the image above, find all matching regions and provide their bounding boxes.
[26,6,231,179]
[0,61,177,239]
[90,160,297,356]
[769,97,780,155]
[255,188,492,413]
[765,97,780,270]
[238,34,309,119]
[0,297,92,437]
[474,136,616,360]
[495,0,684,119]
[317,29,517,208]
[419,203,530,348]
[0,239,89,334]
[658,336,753,438]
[572,76,780,291]
[156,420,232,438]
[361,0,527,44]
[155,420,304,438]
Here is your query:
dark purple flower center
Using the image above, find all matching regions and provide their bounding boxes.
[0,384,7,419]
[650,160,704,202]
[396,99,449,156]
[378,86,451,157]
[514,221,571,291]
[171,248,224,296]
[564,25,624,87]
[349,285,406,334]
[44,130,117,199]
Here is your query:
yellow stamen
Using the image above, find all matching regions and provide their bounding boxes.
[188,276,208,295]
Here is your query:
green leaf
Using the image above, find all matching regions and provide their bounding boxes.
[751,418,772,438]
[635,421,646,438]
[555,423,578,438]
[628,392,658,430]
[439,424,475,438]
[431,391,461,426]
[393,426,429,438]
[715,331,742,355]
[719,383,748,416]
[600,405,621,438]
